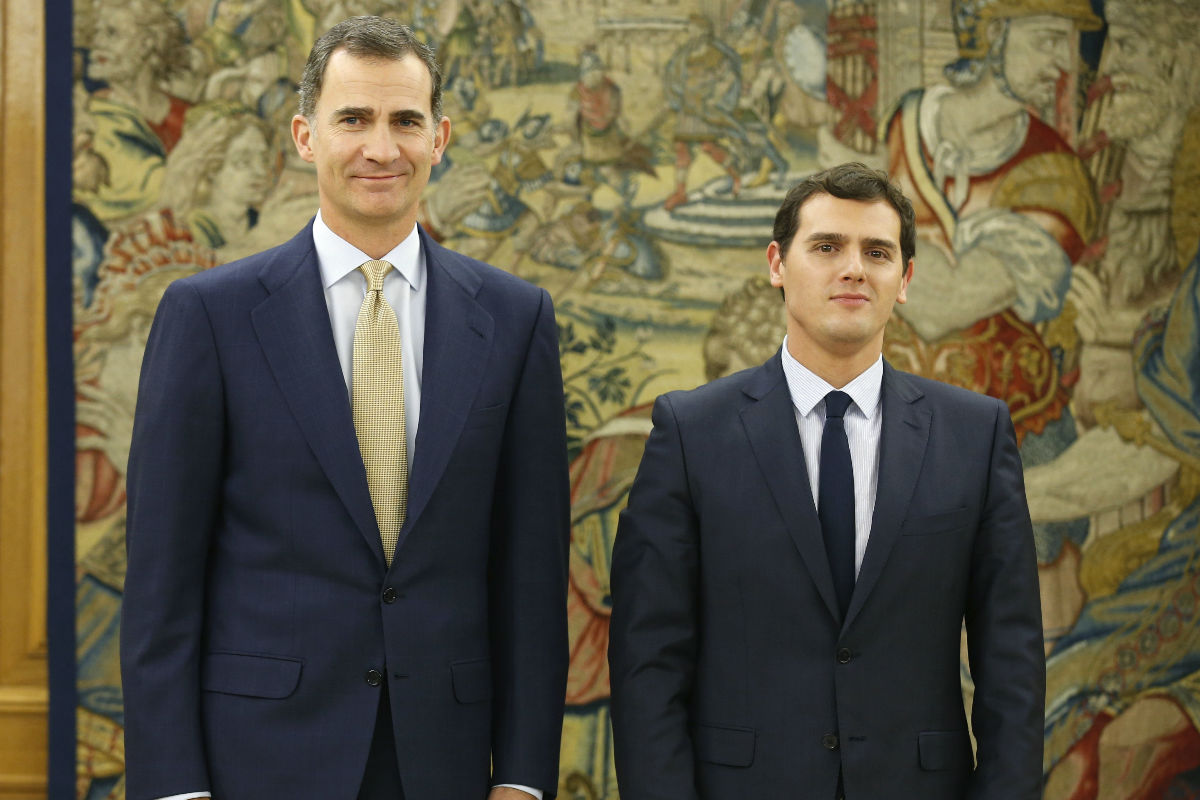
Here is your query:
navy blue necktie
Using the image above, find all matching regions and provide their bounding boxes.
[819,391,855,619]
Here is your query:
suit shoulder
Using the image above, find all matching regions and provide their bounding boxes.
[177,227,313,294]
[428,237,545,303]
[472,257,547,303]
[174,240,289,294]
[896,369,1006,416]
[656,363,763,419]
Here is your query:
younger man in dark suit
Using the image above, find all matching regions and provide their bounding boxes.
[122,16,569,800]
[609,163,1044,799]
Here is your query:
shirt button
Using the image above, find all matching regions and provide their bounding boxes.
[365,669,383,687]
[382,587,398,603]
[836,648,852,664]
[822,733,839,750]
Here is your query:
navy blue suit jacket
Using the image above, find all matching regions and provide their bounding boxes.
[121,223,570,799]
[609,355,1044,799]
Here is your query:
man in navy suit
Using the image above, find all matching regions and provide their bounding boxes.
[121,17,569,800]
[608,163,1044,799]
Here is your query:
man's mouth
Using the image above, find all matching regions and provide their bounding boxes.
[1111,79,1146,95]
[832,294,869,306]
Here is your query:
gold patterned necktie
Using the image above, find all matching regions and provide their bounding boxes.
[352,259,407,566]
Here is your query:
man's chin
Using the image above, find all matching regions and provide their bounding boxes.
[1105,96,1161,141]
[344,203,418,230]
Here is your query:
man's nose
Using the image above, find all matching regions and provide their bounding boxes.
[842,252,866,280]
[362,125,400,162]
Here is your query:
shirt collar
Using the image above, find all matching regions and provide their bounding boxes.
[312,210,424,292]
[779,337,883,419]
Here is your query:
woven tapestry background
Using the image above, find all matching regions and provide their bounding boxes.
[68,0,1200,797]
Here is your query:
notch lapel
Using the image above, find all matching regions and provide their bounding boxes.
[844,363,930,629]
[740,355,841,622]
[250,224,385,564]
[399,230,493,557]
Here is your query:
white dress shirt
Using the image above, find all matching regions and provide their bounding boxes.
[315,210,424,465]
[780,339,884,576]
[160,213,541,800]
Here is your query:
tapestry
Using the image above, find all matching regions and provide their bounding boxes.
[66,0,1200,797]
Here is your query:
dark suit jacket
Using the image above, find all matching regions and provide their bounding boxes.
[608,354,1044,800]
[121,223,570,800]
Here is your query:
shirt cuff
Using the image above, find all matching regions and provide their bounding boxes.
[494,784,543,799]
[159,784,537,798]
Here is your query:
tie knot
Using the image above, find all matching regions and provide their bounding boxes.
[824,391,852,419]
[359,260,392,292]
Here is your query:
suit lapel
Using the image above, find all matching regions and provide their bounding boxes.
[399,229,494,556]
[250,223,384,563]
[740,355,841,622]
[844,363,930,629]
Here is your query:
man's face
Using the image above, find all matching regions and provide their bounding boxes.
[1001,15,1079,113]
[767,194,912,364]
[90,6,145,84]
[1101,13,1176,140]
[215,126,273,211]
[292,50,449,241]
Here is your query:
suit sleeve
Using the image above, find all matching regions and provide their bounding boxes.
[120,281,224,799]
[609,394,701,800]
[965,399,1046,800]
[488,288,571,797]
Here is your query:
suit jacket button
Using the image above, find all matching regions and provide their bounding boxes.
[382,587,399,603]
[365,669,383,686]
[836,647,852,663]
[822,733,839,750]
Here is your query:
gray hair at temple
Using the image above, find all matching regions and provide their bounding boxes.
[298,16,443,122]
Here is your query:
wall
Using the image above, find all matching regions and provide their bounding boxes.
[0,0,50,795]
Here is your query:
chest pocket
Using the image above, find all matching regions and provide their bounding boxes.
[900,507,971,536]
[463,403,508,430]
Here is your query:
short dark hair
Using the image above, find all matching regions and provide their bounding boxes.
[772,162,916,265]
[298,16,443,122]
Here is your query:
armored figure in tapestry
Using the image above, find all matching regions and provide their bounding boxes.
[661,14,747,210]
[881,1,1101,621]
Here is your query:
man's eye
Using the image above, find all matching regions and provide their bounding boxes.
[343,117,360,125]
[817,244,834,253]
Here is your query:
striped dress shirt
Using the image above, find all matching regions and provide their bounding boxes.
[779,340,884,577]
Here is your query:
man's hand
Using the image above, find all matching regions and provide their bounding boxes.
[488,788,537,800]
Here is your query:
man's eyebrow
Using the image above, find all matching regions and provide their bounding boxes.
[389,109,427,124]
[806,232,848,244]
[331,105,374,120]
[862,237,898,252]
[805,232,898,252]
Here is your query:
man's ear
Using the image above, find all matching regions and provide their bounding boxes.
[431,116,451,166]
[896,257,915,304]
[767,240,785,288]
[292,114,315,163]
